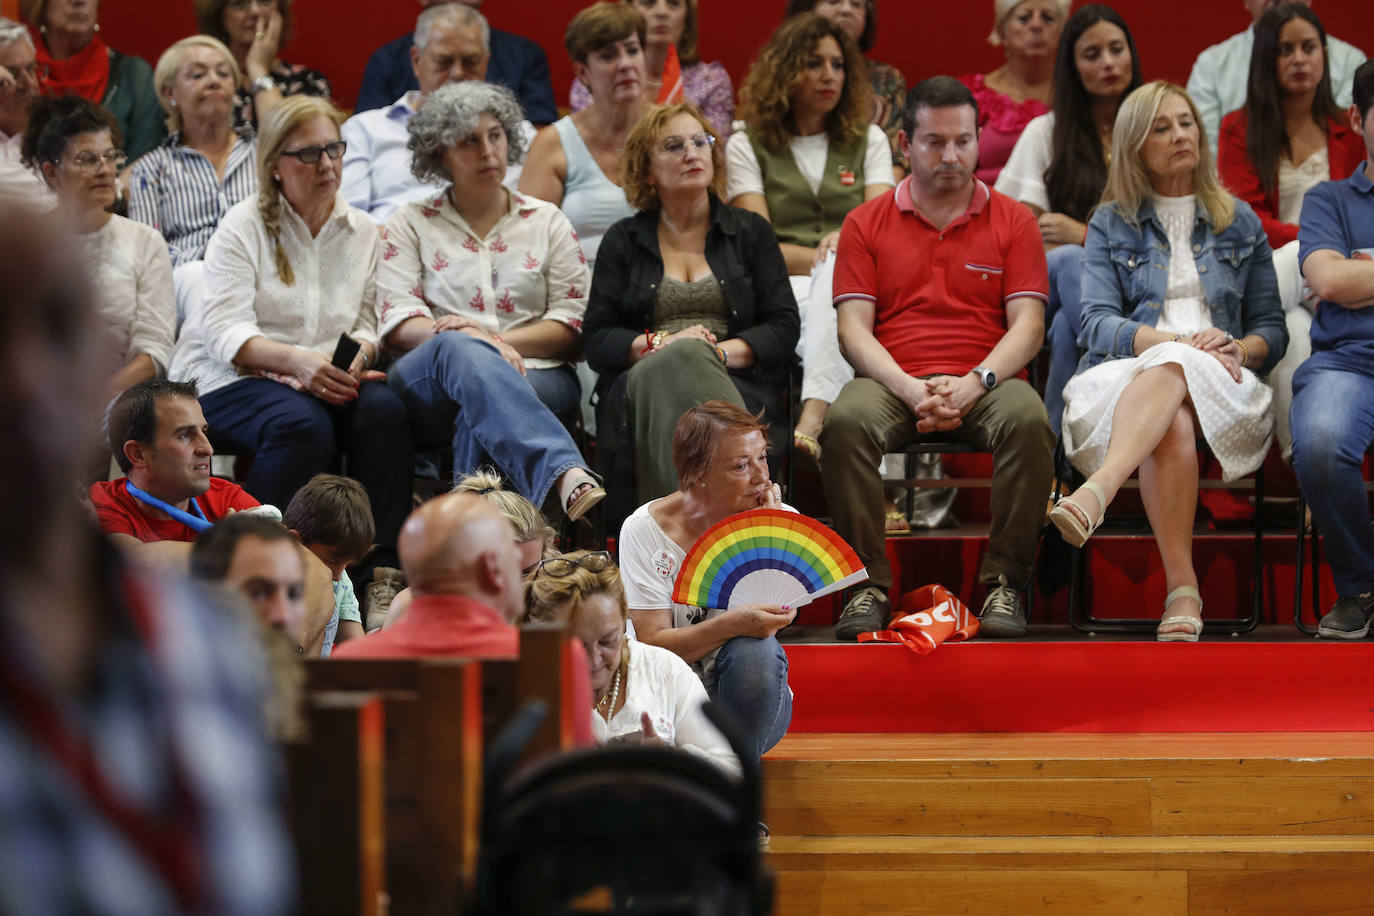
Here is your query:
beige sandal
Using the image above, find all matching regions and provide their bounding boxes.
[565,479,606,522]
[1049,480,1107,547]
[793,431,822,467]
[1157,585,1204,642]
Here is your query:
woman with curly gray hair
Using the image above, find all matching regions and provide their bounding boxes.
[377,81,605,524]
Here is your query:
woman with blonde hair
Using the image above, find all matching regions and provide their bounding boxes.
[568,0,734,139]
[170,94,413,604]
[958,0,1070,184]
[727,12,891,465]
[1052,82,1286,641]
[453,467,556,577]
[525,550,739,776]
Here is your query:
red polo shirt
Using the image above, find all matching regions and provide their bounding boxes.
[90,477,260,542]
[332,594,520,659]
[832,176,1048,379]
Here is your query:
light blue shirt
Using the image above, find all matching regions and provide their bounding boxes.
[1187,25,1367,151]
[341,91,535,225]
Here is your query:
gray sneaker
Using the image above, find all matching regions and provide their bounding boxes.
[364,566,405,632]
[1317,593,1374,639]
[834,586,890,641]
[978,575,1026,638]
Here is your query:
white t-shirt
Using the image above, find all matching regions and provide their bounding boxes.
[595,640,740,779]
[75,215,176,374]
[618,499,797,688]
[724,123,893,202]
[993,111,1054,214]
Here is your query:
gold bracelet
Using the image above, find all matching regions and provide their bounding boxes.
[650,331,666,351]
[1235,337,1250,368]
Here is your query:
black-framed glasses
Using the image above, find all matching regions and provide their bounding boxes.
[65,149,127,172]
[279,141,346,164]
[226,0,277,9]
[534,550,614,579]
[660,132,714,158]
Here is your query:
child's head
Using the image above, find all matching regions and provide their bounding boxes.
[282,474,375,580]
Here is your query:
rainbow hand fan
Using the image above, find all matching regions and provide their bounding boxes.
[671,508,867,610]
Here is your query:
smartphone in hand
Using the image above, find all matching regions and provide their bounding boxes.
[331,333,361,370]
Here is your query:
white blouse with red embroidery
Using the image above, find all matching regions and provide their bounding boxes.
[376,189,590,370]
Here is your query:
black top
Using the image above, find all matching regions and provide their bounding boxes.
[583,194,800,398]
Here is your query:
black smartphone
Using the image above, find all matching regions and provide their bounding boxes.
[331,333,361,370]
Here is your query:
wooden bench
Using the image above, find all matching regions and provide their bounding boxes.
[287,623,582,916]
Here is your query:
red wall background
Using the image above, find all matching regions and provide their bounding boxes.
[48,1,1373,114]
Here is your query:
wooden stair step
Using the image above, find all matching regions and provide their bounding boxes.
[766,834,1374,870]
[763,733,1374,837]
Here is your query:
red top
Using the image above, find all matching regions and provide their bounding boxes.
[332,593,594,746]
[1217,109,1367,248]
[832,177,1048,379]
[332,594,520,659]
[90,477,260,542]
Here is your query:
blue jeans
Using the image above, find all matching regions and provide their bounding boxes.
[711,635,792,760]
[387,331,586,506]
[1044,243,1086,439]
[1291,362,1374,598]
[199,377,413,571]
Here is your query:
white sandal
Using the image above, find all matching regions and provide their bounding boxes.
[1157,586,1203,642]
[1049,480,1107,547]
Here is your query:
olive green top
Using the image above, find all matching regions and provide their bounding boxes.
[653,273,729,339]
[746,128,868,249]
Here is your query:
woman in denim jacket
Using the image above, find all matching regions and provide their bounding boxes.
[1050,82,1287,641]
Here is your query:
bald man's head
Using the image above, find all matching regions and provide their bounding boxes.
[399,492,525,622]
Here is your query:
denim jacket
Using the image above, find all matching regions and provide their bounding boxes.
[1077,196,1286,375]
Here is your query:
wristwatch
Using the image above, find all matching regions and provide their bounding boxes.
[972,366,997,390]
[250,75,278,95]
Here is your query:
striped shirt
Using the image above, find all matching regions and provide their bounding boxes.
[129,131,258,267]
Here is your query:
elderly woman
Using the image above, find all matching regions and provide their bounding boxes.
[958,0,1069,185]
[131,35,257,326]
[1052,82,1287,641]
[784,0,906,170]
[192,0,331,130]
[584,103,798,530]
[617,401,793,763]
[569,0,733,140]
[21,0,164,159]
[22,95,173,401]
[378,81,604,523]
[526,550,740,776]
[1218,3,1366,460]
[520,1,643,266]
[996,3,1142,435]
[727,12,891,465]
[169,95,413,604]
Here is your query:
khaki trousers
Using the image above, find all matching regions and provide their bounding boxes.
[819,376,1055,591]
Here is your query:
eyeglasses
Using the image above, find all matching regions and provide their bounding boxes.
[534,550,614,579]
[65,149,127,172]
[8,60,48,82]
[659,132,714,158]
[226,0,277,9]
[279,141,347,164]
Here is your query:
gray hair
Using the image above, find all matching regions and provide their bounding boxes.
[0,17,34,50]
[407,81,527,185]
[414,3,489,54]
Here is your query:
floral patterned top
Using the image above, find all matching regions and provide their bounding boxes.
[867,59,907,168]
[957,72,1049,186]
[232,60,333,130]
[569,59,735,140]
[376,188,590,370]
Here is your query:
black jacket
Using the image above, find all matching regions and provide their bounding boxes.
[582,193,800,399]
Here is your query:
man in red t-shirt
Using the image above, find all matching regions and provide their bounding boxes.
[822,76,1055,641]
[90,380,260,546]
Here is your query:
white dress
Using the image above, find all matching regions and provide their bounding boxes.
[1062,194,1274,482]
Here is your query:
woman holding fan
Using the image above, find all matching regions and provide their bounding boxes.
[616,401,794,765]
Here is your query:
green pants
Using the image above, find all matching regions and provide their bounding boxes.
[819,376,1055,591]
[626,338,744,502]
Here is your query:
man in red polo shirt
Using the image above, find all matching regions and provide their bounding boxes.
[821,76,1054,641]
[90,380,261,546]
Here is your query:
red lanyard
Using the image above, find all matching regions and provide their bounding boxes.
[0,574,205,910]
